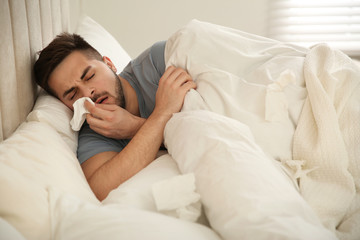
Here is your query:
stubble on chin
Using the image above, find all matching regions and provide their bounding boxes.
[114,73,126,109]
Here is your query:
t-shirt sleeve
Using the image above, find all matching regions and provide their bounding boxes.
[119,41,166,118]
[77,122,129,164]
[150,41,166,76]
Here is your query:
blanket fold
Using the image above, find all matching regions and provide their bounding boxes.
[293,44,360,239]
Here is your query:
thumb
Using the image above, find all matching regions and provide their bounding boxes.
[84,100,95,111]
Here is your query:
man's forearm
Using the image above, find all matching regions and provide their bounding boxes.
[84,111,171,201]
[127,115,146,138]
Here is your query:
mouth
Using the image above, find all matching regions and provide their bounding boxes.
[95,96,108,104]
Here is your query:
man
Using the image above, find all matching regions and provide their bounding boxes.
[34,33,196,201]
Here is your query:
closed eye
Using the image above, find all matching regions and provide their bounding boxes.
[87,73,95,81]
[70,90,77,100]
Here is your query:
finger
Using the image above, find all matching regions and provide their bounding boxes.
[174,71,193,88]
[86,113,105,127]
[180,80,197,93]
[84,101,103,119]
[163,67,192,87]
[94,103,118,111]
[167,68,192,89]
[84,100,95,111]
[86,117,112,137]
[160,66,177,84]
[87,104,113,120]
[86,113,113,136]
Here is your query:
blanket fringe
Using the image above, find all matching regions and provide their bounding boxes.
[281,159,319,180]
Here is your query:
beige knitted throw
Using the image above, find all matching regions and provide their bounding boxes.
[293,44,360,240]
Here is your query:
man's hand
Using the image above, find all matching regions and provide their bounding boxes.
[85,101,145,139]
[153,66,196,118]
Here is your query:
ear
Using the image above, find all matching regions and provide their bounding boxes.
[103,56,117,73]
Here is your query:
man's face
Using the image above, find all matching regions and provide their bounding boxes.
[48,51,124,110]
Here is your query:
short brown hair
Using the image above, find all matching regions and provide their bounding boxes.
[34,33,102,96]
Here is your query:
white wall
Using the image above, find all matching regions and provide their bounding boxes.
[82,0,269,58]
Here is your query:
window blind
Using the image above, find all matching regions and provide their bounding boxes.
[267,0,360,57]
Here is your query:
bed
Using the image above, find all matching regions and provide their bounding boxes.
[1,1,359,240]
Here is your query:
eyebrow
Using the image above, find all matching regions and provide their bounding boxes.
[62,87,76,99]
[62,66,91,99]
[80,66,91,80]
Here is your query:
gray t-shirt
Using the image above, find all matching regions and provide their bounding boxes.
[77,41,166,164]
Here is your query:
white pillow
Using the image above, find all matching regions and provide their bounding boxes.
[0,122,98,240]
[76,16,131,72]
[26,90,77,152]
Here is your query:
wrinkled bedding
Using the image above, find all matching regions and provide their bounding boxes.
[165,20,309,163]
[163,19,359,240]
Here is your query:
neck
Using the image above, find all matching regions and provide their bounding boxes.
[119,75,140,117]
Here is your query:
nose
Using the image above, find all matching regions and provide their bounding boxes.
[79,85,95,99]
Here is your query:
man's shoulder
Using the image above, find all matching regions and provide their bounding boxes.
[150,41,166,58]
[133,40,166,67]
[121,41,166,83]
[149,41,166,75]
[150,41,166,76]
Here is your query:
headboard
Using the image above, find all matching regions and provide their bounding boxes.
[0,0,80,141]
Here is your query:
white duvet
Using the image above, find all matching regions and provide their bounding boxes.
[163,20,359,240]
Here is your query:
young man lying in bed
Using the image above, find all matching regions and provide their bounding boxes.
[33,20,358,239]
[34,33,196,201]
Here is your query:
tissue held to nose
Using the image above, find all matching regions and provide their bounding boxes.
[70,97,95,131]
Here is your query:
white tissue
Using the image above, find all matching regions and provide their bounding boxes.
[152,173,201,222]
[70,97,95,131]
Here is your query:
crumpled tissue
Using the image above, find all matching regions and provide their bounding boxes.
[152,173,202,222]
[70,97,95,131]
